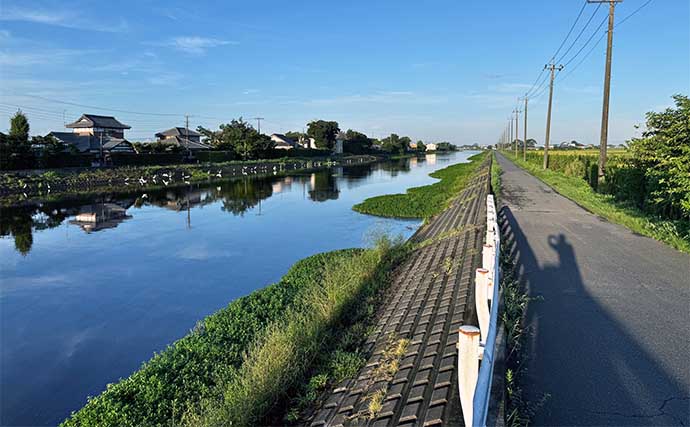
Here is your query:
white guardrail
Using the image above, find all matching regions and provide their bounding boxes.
[457,194,501,427]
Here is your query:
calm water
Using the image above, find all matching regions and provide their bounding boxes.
[0,151,476,426]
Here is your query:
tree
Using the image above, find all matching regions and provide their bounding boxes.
[627,94,690,218]
[198,118,272,159]
[415,140,426,152]
[9,110,29,143]
[343,129,372,154]
[307,120,340,150]
[380,134,411,154]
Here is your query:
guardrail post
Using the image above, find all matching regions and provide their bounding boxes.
[475,268,490,344]
[482,244,495,303]
[458,325,480,427]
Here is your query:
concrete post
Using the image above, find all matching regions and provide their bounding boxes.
[475,268,490,344]
[458,325,481,427]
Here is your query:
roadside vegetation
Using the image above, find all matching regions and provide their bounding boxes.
[62,238,408,427]
[502,95,689,253]
[353,151,488,219]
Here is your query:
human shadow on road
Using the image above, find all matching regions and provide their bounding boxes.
[498,206,689,426]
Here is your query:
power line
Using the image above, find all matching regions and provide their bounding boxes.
[523,1,596,98]
[558,33,606,83]
[551,1,589,61]
[14,94,184,117]
[555,3,603,64]
[554,0,655,85]
[616,0,654,26]
[562,14,608,68]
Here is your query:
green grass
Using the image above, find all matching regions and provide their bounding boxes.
[352,152,488,219]
[184,236,407,426]
[491,152,502,200]
[61,243,406,427]
[502,153,690,253]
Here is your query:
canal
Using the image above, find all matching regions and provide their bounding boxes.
[0,151,476,426]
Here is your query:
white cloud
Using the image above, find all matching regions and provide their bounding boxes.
[0,7,128,33]
[157,36,239,55]
[0,48,89,66]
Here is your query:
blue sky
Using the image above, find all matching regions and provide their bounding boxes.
[0,0,687,145]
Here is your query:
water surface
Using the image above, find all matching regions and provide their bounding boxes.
[0,151,476,426]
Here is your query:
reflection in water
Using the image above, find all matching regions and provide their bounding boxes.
[0,166,353,255]
[309,170,340,202]
[0,155,443,255]
[70,203,133,233]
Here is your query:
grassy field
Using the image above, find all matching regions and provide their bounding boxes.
[352,151,488,219]
[62,240,408,427]
[501,151,690,253]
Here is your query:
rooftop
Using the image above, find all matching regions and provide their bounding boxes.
[66,114,131,130]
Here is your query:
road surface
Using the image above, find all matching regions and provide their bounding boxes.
[496,153,689,426]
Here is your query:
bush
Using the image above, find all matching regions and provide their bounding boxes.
[110,152,184,166]
[563,159,586,179]
[195,150,235,163]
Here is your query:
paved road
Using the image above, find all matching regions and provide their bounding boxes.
[496,153,690,426]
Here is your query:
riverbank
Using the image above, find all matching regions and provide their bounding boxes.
[352,151,487,219]
[61,240,409,427]
[499,152,690,253]
[0,155,377,203]
[58,153,490,427]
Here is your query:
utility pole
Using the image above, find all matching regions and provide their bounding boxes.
[513,107,520,158]
[253,117,264,134]
[589,0,622,185]
[543,63,564,169]
[185,114,192,158]
[523,97,528,161]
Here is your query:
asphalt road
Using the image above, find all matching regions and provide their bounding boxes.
[496,153,690,426]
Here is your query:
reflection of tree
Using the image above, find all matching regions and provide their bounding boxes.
[342,164,375,181]
[379,158,411,177]
[0,206,35,255]
[219,178,274,216]
[308,170,340,202]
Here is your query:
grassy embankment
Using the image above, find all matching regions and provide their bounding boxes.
[501,151,690,253]
[353,152,488,219]
[62,239,409,427]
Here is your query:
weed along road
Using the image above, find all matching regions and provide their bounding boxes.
[496,153,690,426]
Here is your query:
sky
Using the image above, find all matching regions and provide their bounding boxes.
[0,0,688,145]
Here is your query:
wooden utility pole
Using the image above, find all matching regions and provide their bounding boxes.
[543,63,563,169]
[588,0,622,185]
[185,114,192,158]
[523,97,528,161]
[509,118,513,153]
[514,108,520,159]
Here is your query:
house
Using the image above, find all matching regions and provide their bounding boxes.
[425,143,438,151]
[409,142,418,150]
[558,141,585,149]
[155,127,210,150]
[270,133,298,150]
[49,114,134,154]
[66,114,131,139]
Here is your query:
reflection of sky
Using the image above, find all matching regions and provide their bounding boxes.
[0,151,475,426]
